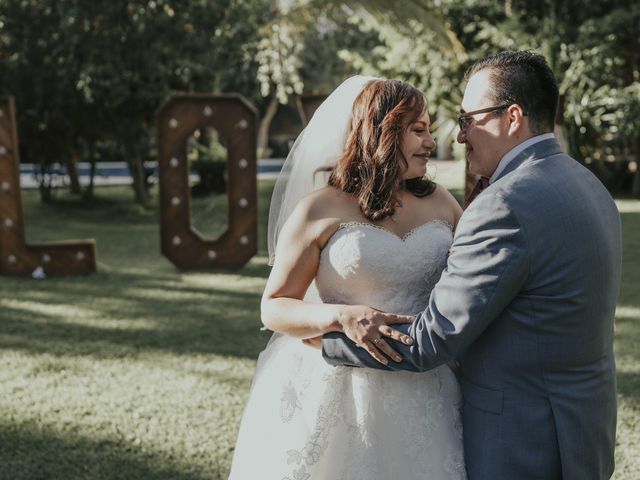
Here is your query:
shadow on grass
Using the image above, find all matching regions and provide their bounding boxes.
[0,421,220,480]
[615,314,640,404]
[0,269,271,361]
[619,210,640,304]
[4,182,277,362]
[614,208,640,405]
[617,370,640,404]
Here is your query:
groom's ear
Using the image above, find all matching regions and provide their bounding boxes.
[506,104,527,137]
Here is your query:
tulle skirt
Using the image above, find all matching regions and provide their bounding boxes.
[229,334,466,480]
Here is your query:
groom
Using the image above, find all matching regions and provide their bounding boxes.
[323,51,621,480]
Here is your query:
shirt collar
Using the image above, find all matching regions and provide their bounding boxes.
[489,133,555,184]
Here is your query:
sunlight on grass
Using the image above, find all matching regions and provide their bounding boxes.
[616,200,640,213]
[126,286,216,302]
[181,272,267,293]
[613,202,640,479]
[616,306,640,321]
[1,298,101,321]
[0,349,256,479]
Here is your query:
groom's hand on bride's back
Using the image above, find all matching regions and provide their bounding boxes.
[333,305,414,366]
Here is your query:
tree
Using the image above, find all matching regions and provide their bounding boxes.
[251,0,463,157]
[0,0,271,205]
[343,0,640,196]
[557,5,640,194]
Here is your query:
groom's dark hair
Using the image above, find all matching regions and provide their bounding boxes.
[466,50,559,135]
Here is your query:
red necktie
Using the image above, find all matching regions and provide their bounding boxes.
[465,177,490,208]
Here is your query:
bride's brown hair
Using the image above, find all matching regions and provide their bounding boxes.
[328,79,436,221]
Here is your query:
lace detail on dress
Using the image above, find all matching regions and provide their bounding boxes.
[444,451,466,480]
[229,220,466,480]
[280,383,301,423]
[282,370,344,480]
[337,218,453,242]
[317,218,453,316]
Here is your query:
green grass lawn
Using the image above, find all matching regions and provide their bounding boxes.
[0,175,638,479]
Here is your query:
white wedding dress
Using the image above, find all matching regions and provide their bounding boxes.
[229,220,466,480]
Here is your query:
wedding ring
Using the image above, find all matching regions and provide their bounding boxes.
[373,337,381,345]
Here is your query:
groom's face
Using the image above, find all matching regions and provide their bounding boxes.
[457,69,511,178]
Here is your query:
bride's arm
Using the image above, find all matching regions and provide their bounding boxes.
[260,196,342,338]
[261,192,413,363]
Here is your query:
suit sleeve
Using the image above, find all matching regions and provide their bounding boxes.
[322,192,530,371]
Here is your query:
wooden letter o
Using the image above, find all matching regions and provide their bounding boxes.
[157,95,258,270]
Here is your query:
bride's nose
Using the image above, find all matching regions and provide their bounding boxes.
[425,131,436,151]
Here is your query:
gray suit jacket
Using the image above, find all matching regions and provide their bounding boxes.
[323,138,621,480]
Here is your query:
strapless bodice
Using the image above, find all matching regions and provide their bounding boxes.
[316,219,453,315]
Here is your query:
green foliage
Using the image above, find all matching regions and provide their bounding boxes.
[339,0,639,191]
[0,0,270,203]
[255,21,304,104]
[297,12,383,94]
[190,131,228,194]
[189,131,227,165]
[559,7,640,170]
[256,0,463,102]
[1,0,638,196]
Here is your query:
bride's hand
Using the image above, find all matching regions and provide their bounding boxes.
[336,306,414,365]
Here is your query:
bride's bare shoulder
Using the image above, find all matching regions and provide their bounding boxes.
[283,186,354,244]
[299,186,353,219]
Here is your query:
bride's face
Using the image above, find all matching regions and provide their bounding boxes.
[398,110,436,180]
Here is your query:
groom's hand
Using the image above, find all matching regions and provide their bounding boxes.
[302,335,323,349]
[336,306,414,366]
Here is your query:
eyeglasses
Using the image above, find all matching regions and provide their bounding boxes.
[457,104,511,131]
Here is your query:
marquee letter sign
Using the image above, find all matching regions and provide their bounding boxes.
[0,97,96,276]
[157,95,258,270]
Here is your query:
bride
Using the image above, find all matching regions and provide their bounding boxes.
[229,76,465,479]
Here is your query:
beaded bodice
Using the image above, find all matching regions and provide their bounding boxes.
[316,220,453,315]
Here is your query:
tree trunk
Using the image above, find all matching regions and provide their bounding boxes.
[257,95,279,159]
[130,160,149,207]
[84,148,97,200]
[632,168,640,198]
[554,94,569,152]
[66,153,83,195]
[436,108,453,160]
[504,0,513,17]
[295,96,308,126]
[37,160,53,203]
[125,142,149,207]
[632,137,640,198]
